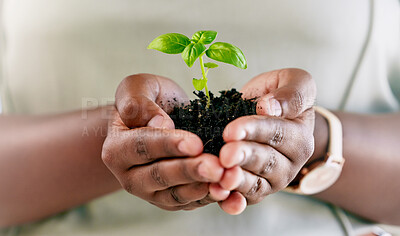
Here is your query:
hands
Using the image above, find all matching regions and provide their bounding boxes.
[104,69,316,214]
[216,68,316,214]
[102,74,228,211]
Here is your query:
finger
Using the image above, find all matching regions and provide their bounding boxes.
[151,183,209,207]
[115,73,188,128]
[235,170,272,205]
[185,184,230,210]
[270,69,315,119]
[242,68,316,119]
[219,166,244,191]
[190,194,219,209]
[218,192,247,215]
[123,154,224,194]
[102,126,203,168]
[153,193,215,212]
[220,141,296,189]
[209,183,230,201]
[222,113,314,163]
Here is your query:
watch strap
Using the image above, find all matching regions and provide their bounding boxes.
[314,106,343,163]
[284,106,345,195]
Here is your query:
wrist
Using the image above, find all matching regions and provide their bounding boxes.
[288,108,329,187]
[287,107,345,194]
[308,109,329,164]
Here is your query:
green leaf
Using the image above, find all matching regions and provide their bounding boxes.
[181,43,206,67]
[192,31,217,44]
[204,62,219,68]
[192,78,206,91]
[147,33,190,54]
[205,42,247,69]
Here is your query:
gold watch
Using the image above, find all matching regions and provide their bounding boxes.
[285,106,345,195]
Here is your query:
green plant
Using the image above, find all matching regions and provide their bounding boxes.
[148,30,247,107]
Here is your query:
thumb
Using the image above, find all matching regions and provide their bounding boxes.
[115,73,183,129]
[256,69,316,119]
[147,114,175,129]
[117,95,175,129]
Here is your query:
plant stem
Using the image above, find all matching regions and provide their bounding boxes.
[199,54,210,108]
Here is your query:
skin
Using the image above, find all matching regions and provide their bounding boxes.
[0,107,121,226]
[215,69,400,225]
[1,69,400,227]
[103,73,229,211]
[0,74,229,227]
[216,69,316,214]
[315,112,400,225]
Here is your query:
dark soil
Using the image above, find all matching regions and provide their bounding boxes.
[169,89,257,156]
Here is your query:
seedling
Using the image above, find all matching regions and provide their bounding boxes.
[148,30,247,108]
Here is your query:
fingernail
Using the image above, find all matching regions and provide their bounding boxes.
[237,130,246,140]
[257,98,273,116]
[178,139,191,155]
[267,98,275,116]
[236,150,245,165]
[147,115,174,129]
[198,162,209,179]
[162,119,175,129]
[273,99,282,117]
[267,98,282,117]
[228,166,244,190]
[147,115,164,128]
[209,183,230,201]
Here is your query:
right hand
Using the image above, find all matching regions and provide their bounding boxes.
[102,74,229,211]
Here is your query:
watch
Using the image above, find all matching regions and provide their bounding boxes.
[285,106,345,195]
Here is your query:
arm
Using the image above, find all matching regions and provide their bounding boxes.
[0,74,228,227]
[313,111,400,225]
[0,106,121,227]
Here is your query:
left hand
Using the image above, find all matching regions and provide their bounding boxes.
[214,68,316,214]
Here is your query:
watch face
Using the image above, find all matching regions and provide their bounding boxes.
[300,163,342,195]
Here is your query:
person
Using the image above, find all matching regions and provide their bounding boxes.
[0,0,399,235]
